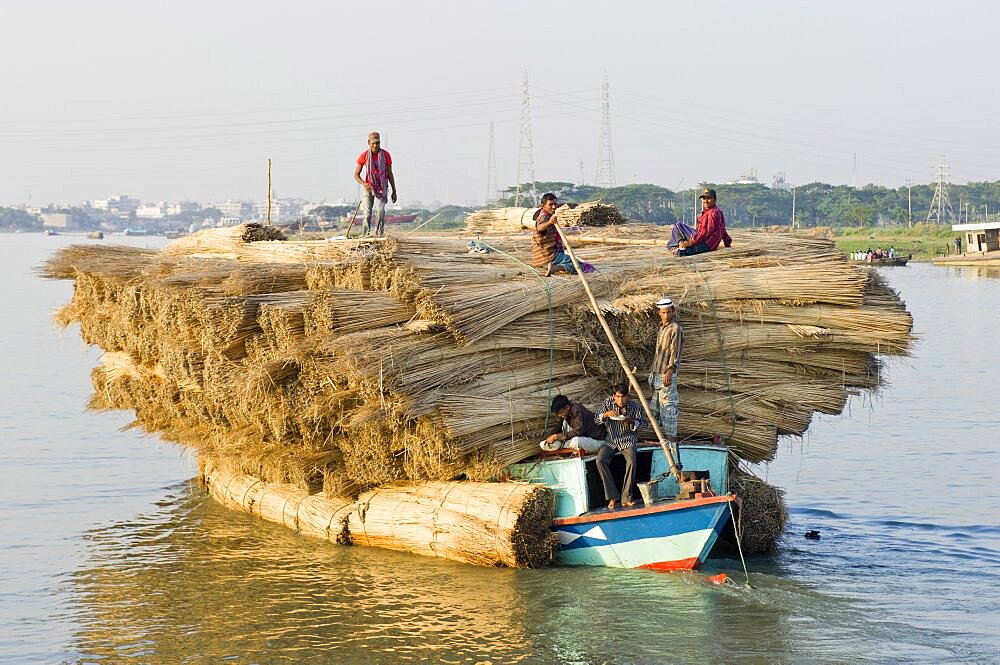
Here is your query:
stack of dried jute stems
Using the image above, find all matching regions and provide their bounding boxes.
[464,201,625,234]
[43,220,912,562]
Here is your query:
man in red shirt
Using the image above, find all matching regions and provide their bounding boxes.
[353,131,397,236]
[676,188,732,256]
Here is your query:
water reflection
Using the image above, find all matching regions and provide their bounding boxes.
[68,485,540,662]
[64,482,982,663]
[8,239,997,662]
[956,265,1000,280]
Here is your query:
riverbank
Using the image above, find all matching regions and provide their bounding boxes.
[830,223,956,260]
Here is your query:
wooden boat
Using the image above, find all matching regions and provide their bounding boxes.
[851,253,911,266]
[507,442,734,570]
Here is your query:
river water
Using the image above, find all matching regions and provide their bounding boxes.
[1,233,998,663]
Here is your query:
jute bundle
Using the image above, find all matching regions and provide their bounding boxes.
[348,480,557,567]
[464,207,536,234]
[550,201,626,227]
[46,224,913,538]
[201,456,556,568]
[729,468,788,554]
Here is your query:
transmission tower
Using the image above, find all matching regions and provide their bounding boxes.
[595,73,616,188]
[486,121,498,205]
[925,155,957,225]
[514,72,536,207]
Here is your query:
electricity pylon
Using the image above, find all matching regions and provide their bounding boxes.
[514,72,536,207]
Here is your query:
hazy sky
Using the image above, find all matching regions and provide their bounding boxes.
[2,0,997,207]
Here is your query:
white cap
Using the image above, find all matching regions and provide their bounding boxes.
[655,297,674,309]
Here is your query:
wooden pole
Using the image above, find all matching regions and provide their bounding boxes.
[403,211,443,237]
[571,236,672,247]
[552,220,682,480]
[267,158,272,227]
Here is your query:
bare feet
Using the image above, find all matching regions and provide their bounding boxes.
[623,501,636,508]
[544,262,554,277]
[607,499,618,510]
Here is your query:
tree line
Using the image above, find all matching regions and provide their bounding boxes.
[496,180,1000,228]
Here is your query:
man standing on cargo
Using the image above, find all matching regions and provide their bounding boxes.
[675,188,732,256]
[649,297,683,443]
[594,383,649,510]
[353,131,397,236]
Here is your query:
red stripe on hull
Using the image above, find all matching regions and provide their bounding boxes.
[638,557,701,572]
[553,494,734,527]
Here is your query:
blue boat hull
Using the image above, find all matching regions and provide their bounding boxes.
[552,495,733,570]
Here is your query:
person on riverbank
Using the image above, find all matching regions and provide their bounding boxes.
[353,131,397,236]
[531,193,595,276]
[955,236,963,254]
[543,394,606,452]
[594,383,648,510]
[674,188,732,256]
[649,297,683,441]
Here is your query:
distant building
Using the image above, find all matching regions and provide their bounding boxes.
[254,199,285,221]
[726,168,761,186]
[952,221,1000,253]
[167,201,201,215]
[93,194,139,213]
[136,204,166,219]
[212,200,251,218]
[41,213,74,229]
[218,216,243,226]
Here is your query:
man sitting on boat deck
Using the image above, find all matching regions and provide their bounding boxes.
[543,394,606,452]
[594,383,649,510]
[671,188,732,256]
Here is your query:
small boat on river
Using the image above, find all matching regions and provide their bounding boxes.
[507,441,733,570]
[851,253,911,266]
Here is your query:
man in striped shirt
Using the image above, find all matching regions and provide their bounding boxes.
[594,383,649,510]
[649,297,683,441]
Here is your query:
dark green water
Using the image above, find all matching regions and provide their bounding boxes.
[2,234,997,663]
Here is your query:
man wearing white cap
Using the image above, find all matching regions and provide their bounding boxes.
[649,297,683,441]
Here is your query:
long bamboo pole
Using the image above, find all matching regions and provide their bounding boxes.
[552,220,682,480]
[403,211,443,237]
[572,236,673,247]
[267,158,272,227]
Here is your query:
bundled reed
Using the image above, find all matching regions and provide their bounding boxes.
[464,207,535,234]
[729,468,789,555]
[46,222,913,560]
[550,201,626,227]
[463,202,625,235]
[201,457,556,567]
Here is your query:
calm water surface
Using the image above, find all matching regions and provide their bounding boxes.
[1,234,998,663]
